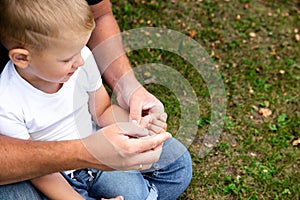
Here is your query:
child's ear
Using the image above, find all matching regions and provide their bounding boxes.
[8,48,31,69]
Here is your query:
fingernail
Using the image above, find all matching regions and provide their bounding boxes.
[160,113,167,121]
[166,132,172,138]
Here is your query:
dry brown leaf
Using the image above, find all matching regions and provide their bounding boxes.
[251,105,258,111]
[215,54,221,60]
[244,3,249,9]
[258,108,272,118]
[189,30,197,38]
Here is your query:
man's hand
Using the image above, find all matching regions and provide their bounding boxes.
[128,87,164,123]
[116,82,166,123]
[140,111,168,135]
[82,122,172,171]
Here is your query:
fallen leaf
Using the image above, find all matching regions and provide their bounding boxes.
[204,143,214,148]
[292,138,300,146]
[215,54,221,60]
[188,30,197,38]
[251,105,258,111]
[244,3,249,9]
[143,71,151,77]
[258,108,272,118]
[270,49,276,55]
[181,22,186,28]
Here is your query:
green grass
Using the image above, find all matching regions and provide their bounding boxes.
[111,0,300,199]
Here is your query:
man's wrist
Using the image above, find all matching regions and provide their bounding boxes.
[114,70,142,106]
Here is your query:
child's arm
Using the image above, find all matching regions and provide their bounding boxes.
[88,85,129,127]
[31,172,84,200]
[89,85,168,134]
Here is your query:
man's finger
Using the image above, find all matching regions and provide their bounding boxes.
[147,104,164,114]
[129,99,143,124]
[122,147,163,169]
[132,132,172,152]
[115,122,149,138]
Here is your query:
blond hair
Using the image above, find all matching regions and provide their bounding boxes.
[0,0,95,51]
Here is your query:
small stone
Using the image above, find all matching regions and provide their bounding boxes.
[249,32,256,37]
[295,34,300,42]
[249,86,254,94]
[279,70,285,74]
[250,152,257,157]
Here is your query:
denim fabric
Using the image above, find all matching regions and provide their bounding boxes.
[0,138,192,200]
[143,138,193,200]
[0,181,42,200]
[61,169,154,200]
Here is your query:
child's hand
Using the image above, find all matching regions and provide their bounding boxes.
[140,113,168,135]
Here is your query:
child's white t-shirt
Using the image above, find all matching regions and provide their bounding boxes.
[0,46,102,141]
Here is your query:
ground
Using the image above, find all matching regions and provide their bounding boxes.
[112,0,300,199]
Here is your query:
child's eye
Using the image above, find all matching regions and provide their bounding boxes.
[62,59,71,63]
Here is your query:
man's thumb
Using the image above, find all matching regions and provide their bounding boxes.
[129,100,142,124]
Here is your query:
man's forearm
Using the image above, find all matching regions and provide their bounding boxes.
[88,1,135,91]
[0,135,108,185]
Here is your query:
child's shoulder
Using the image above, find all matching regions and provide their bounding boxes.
[0,61,24,102]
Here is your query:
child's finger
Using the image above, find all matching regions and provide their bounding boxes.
[139,115,152,128]
[148,123,167,134]
[150,118,167,130]
[159,112,168,122]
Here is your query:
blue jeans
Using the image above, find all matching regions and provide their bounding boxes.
[0,138,192,200]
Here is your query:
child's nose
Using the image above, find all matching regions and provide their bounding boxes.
[73,55,84,68]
